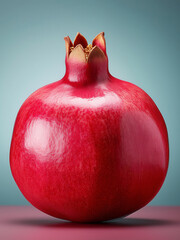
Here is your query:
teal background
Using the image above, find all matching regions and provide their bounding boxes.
[0,0,179,205]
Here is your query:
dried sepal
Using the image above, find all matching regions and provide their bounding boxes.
[74,32,88,48]
[88,46,106,63]
[92,32,106,54]
[69,44,86,63]
[64,36,73,58]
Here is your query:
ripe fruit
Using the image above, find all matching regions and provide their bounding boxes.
[10,32,169,222]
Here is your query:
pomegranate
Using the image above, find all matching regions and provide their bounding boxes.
[10,32,169,222]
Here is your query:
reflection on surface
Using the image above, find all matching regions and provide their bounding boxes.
[25,118,65,159]
[25,119,51,156]
[1,206,179,240]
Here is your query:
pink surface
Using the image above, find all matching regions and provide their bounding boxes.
[0,206,179,240]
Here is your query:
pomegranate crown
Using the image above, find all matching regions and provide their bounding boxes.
[64,32,106,63]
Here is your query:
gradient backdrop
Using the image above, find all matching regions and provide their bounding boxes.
[0,0,179,205]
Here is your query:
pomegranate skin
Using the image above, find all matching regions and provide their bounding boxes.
[10,33,169,222]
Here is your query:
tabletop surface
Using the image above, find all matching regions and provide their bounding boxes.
[0,206,179,240]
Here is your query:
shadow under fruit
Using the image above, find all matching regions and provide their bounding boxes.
[10,32,169,222]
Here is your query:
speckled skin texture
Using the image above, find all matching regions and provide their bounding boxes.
[10,34,169,222]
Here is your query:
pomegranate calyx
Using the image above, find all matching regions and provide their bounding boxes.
[64,32,107,62]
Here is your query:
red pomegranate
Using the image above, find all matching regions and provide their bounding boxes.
[10,32,169,222]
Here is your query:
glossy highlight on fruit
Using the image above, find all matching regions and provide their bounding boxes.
[10,32,169,222]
